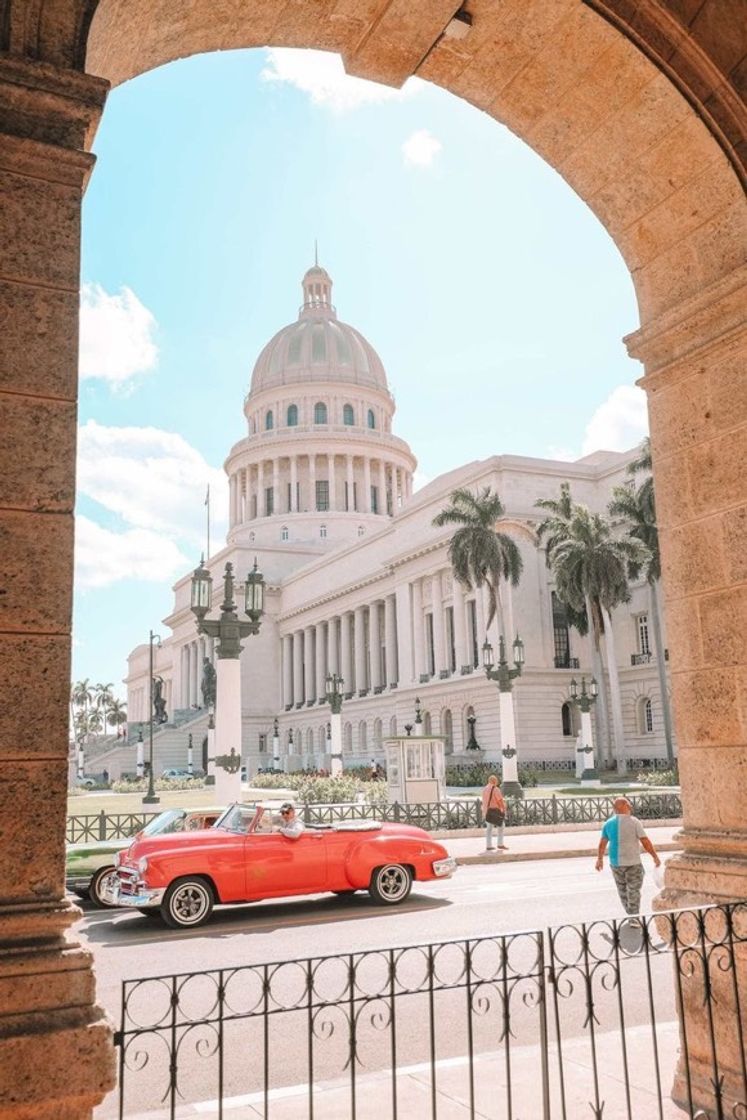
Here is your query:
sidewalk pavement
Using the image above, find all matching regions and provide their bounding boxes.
[443,824,682,865]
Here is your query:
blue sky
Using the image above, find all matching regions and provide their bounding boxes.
[74,47,646,699]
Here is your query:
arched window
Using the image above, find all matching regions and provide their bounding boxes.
[367,408,376,429]
[442,709,453,753]
[344,722,353,753]
[287,404,298,427]
[318,725,326,751]
[373,718,383,750]
[281,526,289,541]
[423,711,432,735]
[265,410,274,431]
[314,401,328,425]
[320,524,327,539]
[359,721,368,752]
[343,403,355,426]
[389,715,397,737]
[306,728,314,752]
[561,702,573,737]
[638,697,654,734]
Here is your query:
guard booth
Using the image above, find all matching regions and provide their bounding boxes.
[384,736,446,805]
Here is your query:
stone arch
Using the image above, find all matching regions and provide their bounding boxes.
[343,721,353,753]
[373,717,382,751]
[441,708,454,753]
[358,720,368,753]
[2,4,746,1116]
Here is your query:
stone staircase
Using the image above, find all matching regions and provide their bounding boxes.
[83,709,211,781]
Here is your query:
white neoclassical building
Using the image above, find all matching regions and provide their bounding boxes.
[115,261,672,780]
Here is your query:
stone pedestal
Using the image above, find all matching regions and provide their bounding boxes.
[0,55,115,1118]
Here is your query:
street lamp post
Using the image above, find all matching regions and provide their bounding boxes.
[414,696,424,736]
[190,557,265,803]
[143,629,162,805]
[325,673,345,776]
[136,730,144,779]
[272,717,281,772]
[482,634,525,800]
[76,742,85,782]
[187,732,194,777]
[569,676,600,786]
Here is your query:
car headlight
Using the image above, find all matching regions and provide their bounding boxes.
[137,857,149,875]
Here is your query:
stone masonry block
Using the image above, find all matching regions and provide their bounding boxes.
[0,395,76,512]
[698,587,747,669]
[0,634,71,760]
[679,744,747,830]
[687,430,747,518]
[0,166,81,290]
[722,506,747,583]
[661,515,726,597]
[0,509,73,633]
[671,666,742,749]
[0,279,79,400]
[0,759,67,900]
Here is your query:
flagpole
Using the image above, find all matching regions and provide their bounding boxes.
[205,484,211,560]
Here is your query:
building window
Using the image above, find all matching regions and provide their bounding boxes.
[637,614,651,655]
[561,702,573,737]
[316,480,329,511]
[287,404,298,427]
[314,401,328,425]
[320,524,327,539]
[442,709,453,753]
[258,734,266,753]
[638,697,654,734]
[281,525,289,541]
[343,404,355,426]
[371,485,378,514]
[552,591,571,668]
[359,721,367,751]
[373,718,383,750]
[367,408,376,429]
[446,606,456,672]
[265,410,274,430]
[265,487,274,516]
[468,600,479,668]
[344,722,353,753]
[426,613,435,677]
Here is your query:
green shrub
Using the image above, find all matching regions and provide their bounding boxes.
[110,777,206,793]
[636,767,679,787]
[445,762,536,789]
[251,773,388,805]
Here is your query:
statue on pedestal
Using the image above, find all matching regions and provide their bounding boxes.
[201,658,217,709]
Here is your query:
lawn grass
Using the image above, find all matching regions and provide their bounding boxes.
[67,784,295,816]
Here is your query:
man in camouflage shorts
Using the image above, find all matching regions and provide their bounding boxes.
[595,797,661,917]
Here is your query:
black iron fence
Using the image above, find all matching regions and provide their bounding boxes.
[66,793,682,843]
[114,900,747,1119]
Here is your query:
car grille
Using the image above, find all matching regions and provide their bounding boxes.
[118,868,141,896]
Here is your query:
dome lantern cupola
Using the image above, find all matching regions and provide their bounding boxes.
[301,250,334,318]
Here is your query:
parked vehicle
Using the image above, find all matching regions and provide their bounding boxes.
[66,806,223,907]
[161,767,205,779]
[107,801,457,928]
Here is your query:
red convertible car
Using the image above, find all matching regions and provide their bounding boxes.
[107,802,457,928]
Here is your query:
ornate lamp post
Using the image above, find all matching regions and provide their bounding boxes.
[76,742,85,781]
[482,634,525,800]
[569,676,600,786]
[187,732,194,777]
[414,696,424,736]
[325,672,345,776]
[272,717,281,771]
[136,730,144,779]
[143,629,162,805]
[190,557,265,803]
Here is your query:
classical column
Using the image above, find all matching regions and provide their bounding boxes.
[395,583,414,685]
[378,460,387,514]
[346,455,355,511]
[307,452,316,513]
[327,616,338,676]
[354,606,367,694]
[257,460,265,517]
[341,612,353,690]
[290,455,298,512]
[293,631,304,706]
[282,635,293,708]
[304,627,315,702]
[315,623,326,699]
[453,585,469,670]
[0,56,115,1117]
[432,571,446,675]
[191,640,199,706]
[384,594,398,685]
[272,458,280,515]
[327,453,336,511]
[369,602,383,690]
[363,456,372,512]
[412,578,425,680]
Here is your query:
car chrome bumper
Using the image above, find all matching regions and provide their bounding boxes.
[103,880,165,909]
[432,857,457,877]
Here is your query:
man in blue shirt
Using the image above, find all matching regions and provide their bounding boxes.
[596,797,661,916]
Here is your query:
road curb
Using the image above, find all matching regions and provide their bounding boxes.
[454,841,683,866]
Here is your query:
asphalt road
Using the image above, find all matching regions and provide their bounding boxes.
[79,855,676,1118]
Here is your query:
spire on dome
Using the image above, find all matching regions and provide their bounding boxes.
[300,257,335,318]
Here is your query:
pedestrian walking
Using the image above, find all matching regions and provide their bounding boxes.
[595,797,661,919]
[481,774,508,852]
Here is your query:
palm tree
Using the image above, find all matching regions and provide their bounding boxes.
[609,478,674,764]
[71,679,94,741]
[94,682,114,739]
[545,504,649,772]
[433,487,523,636]
[107,698,128,738]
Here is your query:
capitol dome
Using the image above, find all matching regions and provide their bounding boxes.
[249,263,389,395]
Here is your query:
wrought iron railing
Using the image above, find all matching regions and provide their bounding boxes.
[66,792,682,842]
[114,900,747,1120]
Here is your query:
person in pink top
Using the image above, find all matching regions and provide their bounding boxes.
[481,774,508,852]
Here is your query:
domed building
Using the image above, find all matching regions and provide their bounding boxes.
[117,260,673,781]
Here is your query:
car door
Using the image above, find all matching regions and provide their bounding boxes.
[243,829,328,900]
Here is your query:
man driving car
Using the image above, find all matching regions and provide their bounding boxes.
[278,802,305,839]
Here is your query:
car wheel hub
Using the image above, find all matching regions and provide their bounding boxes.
[174,887,206,920]
[380,867,406,899]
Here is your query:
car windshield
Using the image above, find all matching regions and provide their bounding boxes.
[142,809,188,836]
[214,804,258,834]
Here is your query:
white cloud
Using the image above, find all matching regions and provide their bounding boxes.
[413,469,431,493]
[77,420,227,554]
[402,129,442,168]
[75,515,189,589]
[79,283,158,387]
[581,384,648,456]
[261,48,424,112]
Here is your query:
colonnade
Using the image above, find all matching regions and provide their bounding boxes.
[228,453,412,526]
[179,636,215,710]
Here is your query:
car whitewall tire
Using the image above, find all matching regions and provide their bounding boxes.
[89,866,119,908]
[161,878,214,929]
[369,864,412,905]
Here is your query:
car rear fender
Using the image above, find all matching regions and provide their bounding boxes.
[343,837,426,888]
